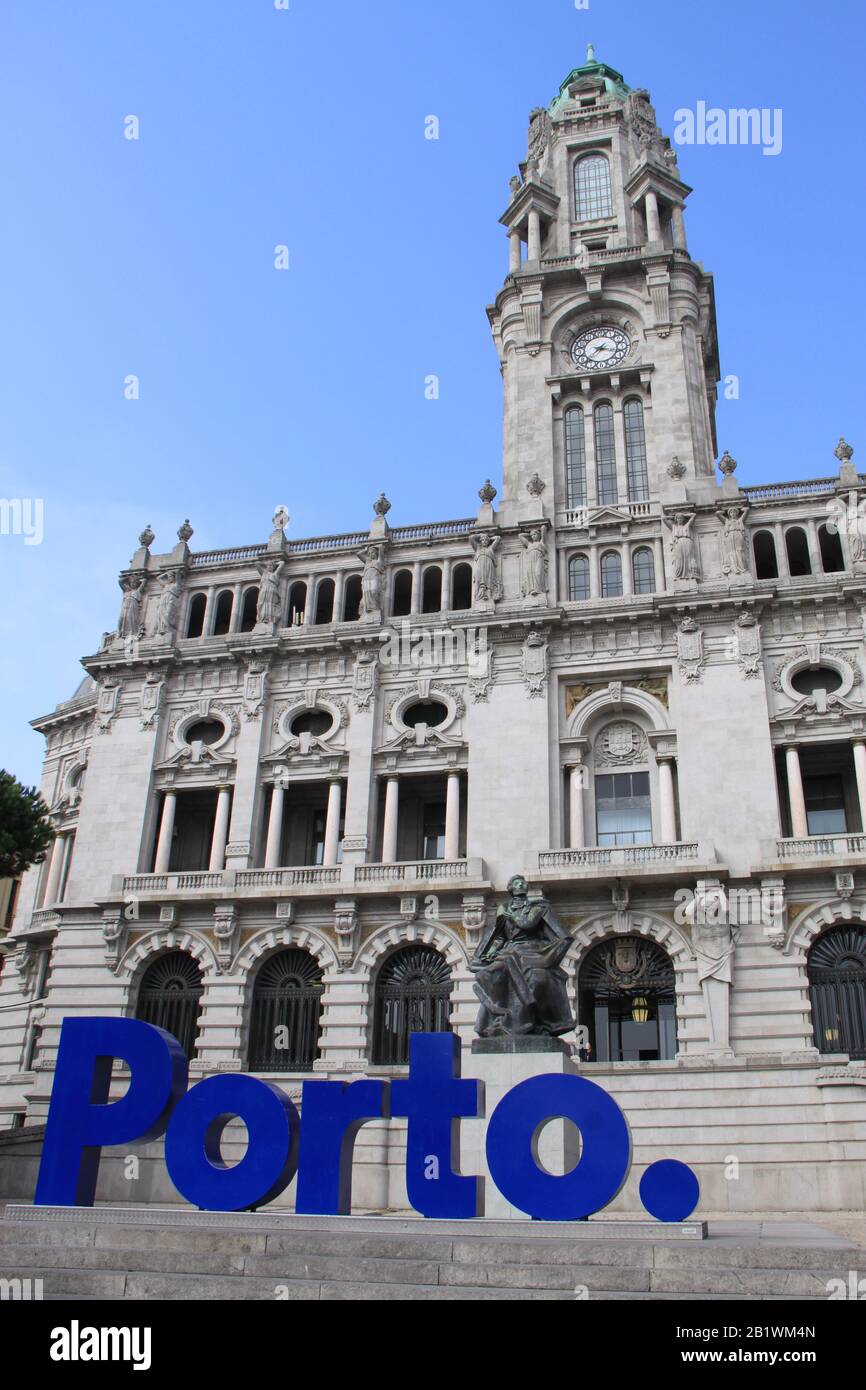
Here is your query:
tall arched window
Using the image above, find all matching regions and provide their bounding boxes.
[632,546,655,594]
[818,524,845,574]
[574,154,612,221]
[808,926,866,1060]
[392,570,413,617]
[343,574,362,621]
[422,566,442,614]
[623,398,649,501]
[372,945,452,1065]
[594,403,618,504]
[287,581,307,626]
[565,406,587,508]
[248,948,324,1072]
[212,590,233,636]
[451,563,472,611]
[314,578,335,625]
[600,550,623,598]
[185,593,207,639]
[753,531,778,580]
[569,554,590,602]
[240,587,258,632]
[136,952,203,1059]
[579,937,677,1062]
[785,527,811,577]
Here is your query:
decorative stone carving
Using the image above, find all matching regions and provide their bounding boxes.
[352,648,378,710]
[357,543,386,625]
[177,520,194,543]
[256,558,284,627]
[470,875,574,1039]
[213,904,239,969]
[666,457,686,480]
[733,611,762,677]
[519,529,549,607]
[373,493,391,519]
[718,451,737,477]
[139,525,155,549]
[664,511,701,584]
[521,631,548,697]
[676,616,704,683]
[468,645,495,703]
[102,909,127,968]
[719,505,750,577]
[835,437,854,466]
[242,662,267,721]
[334,899,359,969]
[478,480,497,506]
[836,871,855,901]
[692,897,739,1056]
[527,107,551,165]
[469,531,502,613]
[117,576,146,641]
[139,671,164,729]
[155,570,182,639]
[462,894,488,950]
[526,472,546,498]
[95,678,121,733]
[594,721,649,767]
[12,944,42,998]
[611,881,631,933]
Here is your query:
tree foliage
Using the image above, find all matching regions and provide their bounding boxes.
[0,770,53,879]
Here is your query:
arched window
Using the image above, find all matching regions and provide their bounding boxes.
[392,570,413,617]
[212,590,233,636]
[818,524,845,574]
[451,563,472,611]
[372,945,453,1065]
[565,406,587,508]
[248,948,324,1072]
[600,550,623,598]
[422,566,442,614]
[568,554,590,602]
[574,154,612,221]
[594,403,618,505]
[314,577,335,625]
[623,398,649,501]
[136,952,203,1059]
[632,546,655,594]
[786,527,811,577]
[240,588,258,632]
[185,593,206,639]
[579,937,677,1062]
[287,581,307,627]
[808,926,866,1060]
[343,574,362,621]
[753,531,778,580]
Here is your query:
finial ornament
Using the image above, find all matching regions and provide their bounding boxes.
[586,43,596,63]
[272,505,290,532]
[718,451,737,476]
[373,492,391,518]
[835,437,854,465]
[177,519,194,543]
[138,524,155,549]
[479,480,497,505]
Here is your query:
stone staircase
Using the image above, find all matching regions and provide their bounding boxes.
[1,1206,862,1301]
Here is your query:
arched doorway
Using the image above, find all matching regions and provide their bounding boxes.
[248,947,324,1072]
[135,951,203,1059]
[372,944,452,1065]
[578,936,677,1061]
[807,926,866,1059]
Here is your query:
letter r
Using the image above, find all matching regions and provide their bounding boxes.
[34,1017,188,1206]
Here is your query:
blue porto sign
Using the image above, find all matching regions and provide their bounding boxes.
[34,1018,699,1222]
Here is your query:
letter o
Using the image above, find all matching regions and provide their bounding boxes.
[165,1075,300,1211]
[485,1074,631,1220]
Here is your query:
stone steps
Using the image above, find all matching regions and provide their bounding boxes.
[0,1208,860,1301]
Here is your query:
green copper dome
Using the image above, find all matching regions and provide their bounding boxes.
[549,44,631,111]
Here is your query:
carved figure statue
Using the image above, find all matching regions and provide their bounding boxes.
[358,544,385,622]
[664,512,701,581]
[720,505,750,575]
[519,529,549,602]
[470,875,574,1038]
[469,531,502,611]
[156,571,181,638]
[693,910,740,1053]
[118,576,146,639]
[256,559,284,625]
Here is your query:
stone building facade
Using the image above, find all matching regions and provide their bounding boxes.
[1,50,865,1215]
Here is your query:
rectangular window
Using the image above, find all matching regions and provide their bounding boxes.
[565,409,587,508]
[595,771,652,846]
[422,802,446,861]
[623,399,649,501]
[594,405,618,505]
[804,773,847,834]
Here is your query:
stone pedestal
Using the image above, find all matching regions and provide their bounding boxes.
[461,1041,580,1220]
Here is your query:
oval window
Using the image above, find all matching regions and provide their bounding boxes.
[791,668,843,697]
[290,710,334,738]
[402,700,448,729]
[184,719,225,746]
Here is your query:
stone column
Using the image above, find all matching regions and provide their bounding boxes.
[382,777,400,863]
[411,562,423,616]
[620,543,633,596]
[805,520,822,575]
[773,523,790,578]
[332,571,345,624]
[509,229,522,273]
[41,833,66,907]
[303,572,316,624]
[209,787,232,871]
[445,772,461,861]
[645,190,661,243]
[657,758,677,842]
[568,765,585,849]
[441,557,453,612]
[853,741,866,831]
[653,537,665,592]
[154,792,177,874]
[264,785,285,869]
[785,746,809,839]
[323,780,343,866]
[671,203,687,250]
[588,544,600,600]
[527,208,541,262]
[229,582,243,633]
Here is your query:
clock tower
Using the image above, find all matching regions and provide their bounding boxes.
[488,46,720,526]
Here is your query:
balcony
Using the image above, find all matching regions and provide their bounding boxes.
[114,857,487,902]
[763,834,866,871]
[534,841,718,883]
[354,858,486,887]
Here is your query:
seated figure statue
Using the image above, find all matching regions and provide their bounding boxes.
[470,874,574,1038]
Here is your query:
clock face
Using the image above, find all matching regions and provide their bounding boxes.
[570,325,630,371]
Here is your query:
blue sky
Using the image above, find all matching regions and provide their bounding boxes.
[0,0,862,786]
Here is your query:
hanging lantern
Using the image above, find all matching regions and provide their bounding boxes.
[631,995,650,1024]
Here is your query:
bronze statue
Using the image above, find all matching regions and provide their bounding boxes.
[470,875,574,1038]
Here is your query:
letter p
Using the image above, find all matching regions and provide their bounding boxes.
[35,1017,188,1206]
